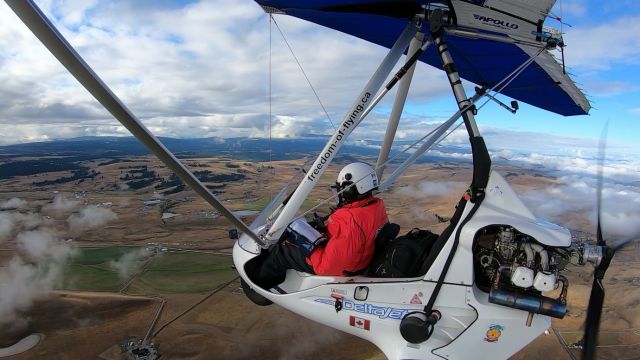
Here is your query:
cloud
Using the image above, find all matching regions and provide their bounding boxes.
[488,147,640,183]
[16,229,73,262]
[49,0,101,28]
[5,0,635,153]
[45,194,80,213]
[0,212,47,242]
[1,1,263,141]
[562,16,640,70]
[395,206,440,226]
[551,1,587,18]
[67,206,117,233]
[583,81,637,97]
[0,0,455,145]
[397,181,467,198]
[390,124,640,240]
[0,214,15,242]
[519,175,640,239]
[0,198,28,210]
[108,248,150,280]
[0,257,57,326]
[0,228,75,326]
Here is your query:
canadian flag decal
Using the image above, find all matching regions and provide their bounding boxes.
[349,315,370,330]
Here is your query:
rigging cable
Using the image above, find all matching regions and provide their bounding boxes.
[269,14,274,202]
[262,15,319,222]
[559,0,566,74]
[271,16,336,130]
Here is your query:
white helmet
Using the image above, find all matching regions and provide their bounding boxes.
[336,162,378,196]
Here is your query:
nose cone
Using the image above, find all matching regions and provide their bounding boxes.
[233,233,262,278]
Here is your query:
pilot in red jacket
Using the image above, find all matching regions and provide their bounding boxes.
[254,162,389,288]
[308,195,388,275]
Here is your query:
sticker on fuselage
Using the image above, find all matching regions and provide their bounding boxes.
[314,297,412,320]
[409,293,422,304]
[349,315,370,331]
[485,324,504,342]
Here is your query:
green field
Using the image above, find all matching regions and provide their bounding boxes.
[61,247,138,291]
[60,247,236,294]
[239,197,272,211]
[127,252,236,294]
[70,246,133,265]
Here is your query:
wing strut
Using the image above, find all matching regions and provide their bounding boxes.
[378,90,483,193]
[6,0,264,245]
[375,32,424,179]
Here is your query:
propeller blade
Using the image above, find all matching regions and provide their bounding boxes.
[582,277,605,360]
[612,232,640,253]
[6,0,264,245]
[595,122,608,246]
[582,231,638,359]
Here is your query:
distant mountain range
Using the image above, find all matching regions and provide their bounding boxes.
[0,136,470,164]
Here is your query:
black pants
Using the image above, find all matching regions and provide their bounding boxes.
[254,242,315,289]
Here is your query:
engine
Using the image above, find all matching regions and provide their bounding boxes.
[473,225,570,320]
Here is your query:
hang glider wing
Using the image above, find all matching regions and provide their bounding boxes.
[255,0,590,116]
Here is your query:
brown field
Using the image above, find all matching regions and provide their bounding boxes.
[0,292,158,359]
[1,156,638,359]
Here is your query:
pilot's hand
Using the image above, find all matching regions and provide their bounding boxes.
[309,212,327,233]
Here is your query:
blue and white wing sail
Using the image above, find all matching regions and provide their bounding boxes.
[254,0,590,116]
[451,0,556,42]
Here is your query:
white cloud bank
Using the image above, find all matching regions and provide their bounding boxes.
[0,198,28,210]
[67,206,118,233]
[0,212,48,243]
[520,175,640,239]
[45,194,80,213]
[0,0,452,145]
[562,16,640,71]
[0,229,75,326]
[397,181,467,198]
[0,200,118,326]
[108,248,150,280]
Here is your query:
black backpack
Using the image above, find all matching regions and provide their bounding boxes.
[367,228,439,278]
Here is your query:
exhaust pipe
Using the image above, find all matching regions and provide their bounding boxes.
[489,270,568,319]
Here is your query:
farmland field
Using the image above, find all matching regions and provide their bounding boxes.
[126,252,237,294]
[59,247,235,293]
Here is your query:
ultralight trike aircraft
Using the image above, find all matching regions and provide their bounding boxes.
[6,0,637,359]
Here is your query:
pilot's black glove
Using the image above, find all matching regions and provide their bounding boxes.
[308,212,327,233]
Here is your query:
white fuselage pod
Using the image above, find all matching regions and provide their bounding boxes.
[232,171,568,360]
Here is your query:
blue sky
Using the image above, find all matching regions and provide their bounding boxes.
[526,1,640,145]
